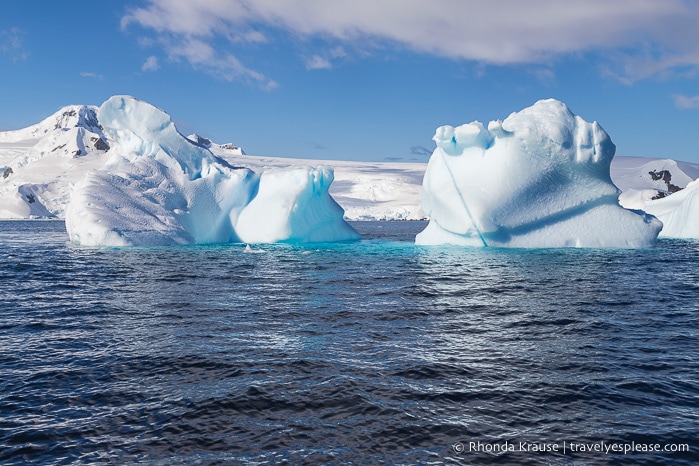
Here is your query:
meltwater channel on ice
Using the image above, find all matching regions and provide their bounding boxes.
[1,96,698,465]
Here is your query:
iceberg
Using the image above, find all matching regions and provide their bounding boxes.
[65,96,359,246]
[416,99,662,248]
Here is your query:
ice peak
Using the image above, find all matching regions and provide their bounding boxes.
[98,95,216,178]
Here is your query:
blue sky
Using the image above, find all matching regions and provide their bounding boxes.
[2,0,699,163]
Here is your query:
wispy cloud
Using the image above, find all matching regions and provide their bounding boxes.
[122,1,278,90]
[157,35,278,89]
[122,0,699,84]
[410,145,433,157]
[526,67,556,85]
[673,94,699,109]
[142,55,160,71]
[305,55,331,70]
[80,72,105,80]
[305,47,347,70]
[1,27,28,61]
[602,44,699,85]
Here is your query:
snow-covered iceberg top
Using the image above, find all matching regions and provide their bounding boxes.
[416,99,662,248]
[65,96,359,246]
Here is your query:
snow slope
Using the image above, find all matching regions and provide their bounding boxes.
[641,179,699,239]
[614,156,699,207]
[612,156,699,239]
[187,133,245,156]
[416,99,662,248]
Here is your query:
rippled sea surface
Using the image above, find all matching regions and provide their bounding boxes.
[1,220,698,465]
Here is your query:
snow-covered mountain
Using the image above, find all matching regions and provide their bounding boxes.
[0,106,110,218]
[186,133,245,156]
[613,156,699,206]
[1,97,697,239]
[611,156,699,239]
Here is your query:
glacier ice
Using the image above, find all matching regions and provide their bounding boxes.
[416,99,662,248]
[65,96,359,246]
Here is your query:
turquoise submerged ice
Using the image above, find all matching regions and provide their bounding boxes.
[65,96,359,246]
[416,99,662,248]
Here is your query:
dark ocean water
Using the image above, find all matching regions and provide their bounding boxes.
[0,220,697,465]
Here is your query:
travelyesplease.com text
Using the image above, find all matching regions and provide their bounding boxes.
[452,440,690,456]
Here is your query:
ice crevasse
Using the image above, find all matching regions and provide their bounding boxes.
[65,96,359,246]
[416,99,662,248]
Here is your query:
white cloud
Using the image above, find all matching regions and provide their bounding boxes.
[122,0,699,84]
[123,3,278,90]
[673,94,699,109]
[305,55,331,70]
[305,47,347,70]
[158,35,278,89]
[80,72,105,80]
[1,27,28,61]
[526,67,556,85]
[142,55,160,71]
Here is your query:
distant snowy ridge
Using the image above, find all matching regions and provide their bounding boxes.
[209,152,426,221]
[613,156,699,200]
[0,105,103,144]
[187,133,245,156]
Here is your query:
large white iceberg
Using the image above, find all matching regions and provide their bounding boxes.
[416,99,662,248]
[65,96,359,246]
